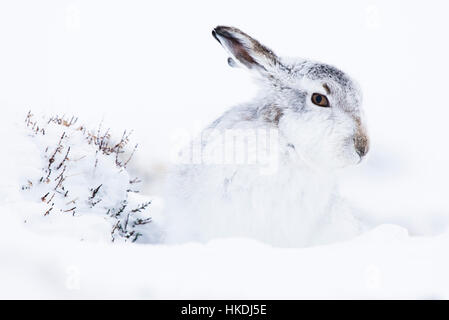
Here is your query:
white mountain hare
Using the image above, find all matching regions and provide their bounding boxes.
[164,26,370,247]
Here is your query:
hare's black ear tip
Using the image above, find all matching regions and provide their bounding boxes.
[212,26,232,41]
[212,29,219,42]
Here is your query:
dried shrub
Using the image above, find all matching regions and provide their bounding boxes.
[23,111,152,242]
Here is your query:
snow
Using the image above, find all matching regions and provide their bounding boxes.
[1,217,448,299]
[1,0,449,299]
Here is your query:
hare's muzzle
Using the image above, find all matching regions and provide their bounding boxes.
[352,116,369,159]
[354,133,369,158]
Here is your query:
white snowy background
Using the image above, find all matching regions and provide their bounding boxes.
[1,0,449,298]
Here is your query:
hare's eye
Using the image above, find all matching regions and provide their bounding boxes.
[311,93,330,108]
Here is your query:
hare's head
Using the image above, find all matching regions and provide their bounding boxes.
[212,26,369,169]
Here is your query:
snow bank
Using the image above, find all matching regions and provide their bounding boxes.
[0,219,448,299]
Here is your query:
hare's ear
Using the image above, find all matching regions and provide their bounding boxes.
[212,26,281,75]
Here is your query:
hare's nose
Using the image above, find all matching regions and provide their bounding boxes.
[354,134,369,158]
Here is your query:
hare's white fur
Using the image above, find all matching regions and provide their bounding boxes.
[164,26,369,247]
